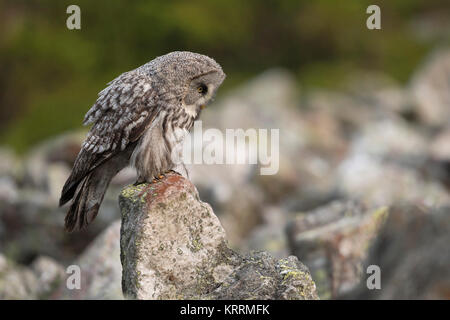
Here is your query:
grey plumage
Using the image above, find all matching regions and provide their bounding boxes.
[60,51,226,232]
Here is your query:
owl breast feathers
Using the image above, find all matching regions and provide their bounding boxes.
[60,51,226,232]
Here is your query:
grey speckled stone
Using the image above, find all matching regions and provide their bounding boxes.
[52,220,123,300]
[119,172,318,300]
[342,204,450,300]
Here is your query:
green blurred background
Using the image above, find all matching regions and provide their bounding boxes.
[0,0,449,152]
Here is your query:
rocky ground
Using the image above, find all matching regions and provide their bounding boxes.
[0,49,449,299]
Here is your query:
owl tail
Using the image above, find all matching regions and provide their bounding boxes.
[61,143,135,232]
[64,169,109,232]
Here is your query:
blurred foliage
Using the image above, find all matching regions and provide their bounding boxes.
[0,0,449,152]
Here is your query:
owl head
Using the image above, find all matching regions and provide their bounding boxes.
[147,51,226,117]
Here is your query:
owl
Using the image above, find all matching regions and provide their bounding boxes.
[60,51,226,232]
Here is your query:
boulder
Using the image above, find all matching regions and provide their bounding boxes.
[119,172,318,300]
[0,187,114,264]
[337,152,450,207]
[0,131,127,265]
[23,131,86,195]
[343,204,450,299]
[430,127,450,162]
[52,220,123,299]
[0,253,39,299]
[0,148,21,180]
[30,256,66,299]
[286,200,388,298]
[242,206,292,260]
[410,48,450,128]
[0,254,65,299]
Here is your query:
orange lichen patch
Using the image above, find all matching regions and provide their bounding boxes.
[138,172,195,207]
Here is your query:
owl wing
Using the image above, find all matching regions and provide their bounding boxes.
[60,71,161,206]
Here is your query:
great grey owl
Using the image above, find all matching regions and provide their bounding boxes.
[60,51,226,232]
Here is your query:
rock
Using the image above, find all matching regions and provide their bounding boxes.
[410,48,450,127]
[30,256,65,299]
[0,189,65,263]
[305,90,376,132]
[337,152,450,207]
[286,201,388,299]
[0,147,21,180]
[430,127,450,162]
[0,253,39,299]
[0,187,114,264]
[207,253,317,300]
[0,176,19,204]
[352,118,428,158]
[23,131,85,192]
[242,206,292,260]
[47,163,72,204]
[203,69,301,131]
[344,71,411,114]
[213,184,264,246]
[426,127,450,187]
[410,14,450,42]
[0,254,64,299]
[52,220,123,299]
[335,113,450,207]
[343,204,450,299]
[195,68,303,185]
[0,160,123,265]
[119,172,318,300]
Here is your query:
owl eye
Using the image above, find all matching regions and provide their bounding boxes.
[197,84,208,95]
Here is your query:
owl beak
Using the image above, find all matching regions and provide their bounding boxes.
[200,105,206,110]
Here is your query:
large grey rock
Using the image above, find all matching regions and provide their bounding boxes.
[352,118,428,158]
[286,201,388,299]
[0,176,19,204]
[430,127,450,162]
[0,130,130,265]
[0,187,114,264]
[52,220,123,299]
[305,90,376,132]
[0,148,21,180]
[119,172,318,300]
[337,152,450,207]
[30,256,66,299]
[207,253,317,300]
[344,71,411,114]
[242,206,292,260]
[343,205,450,299]
[23,131,85,195]
[410,48,450,127]
[0,253,39,299]
[0,254,64,299]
